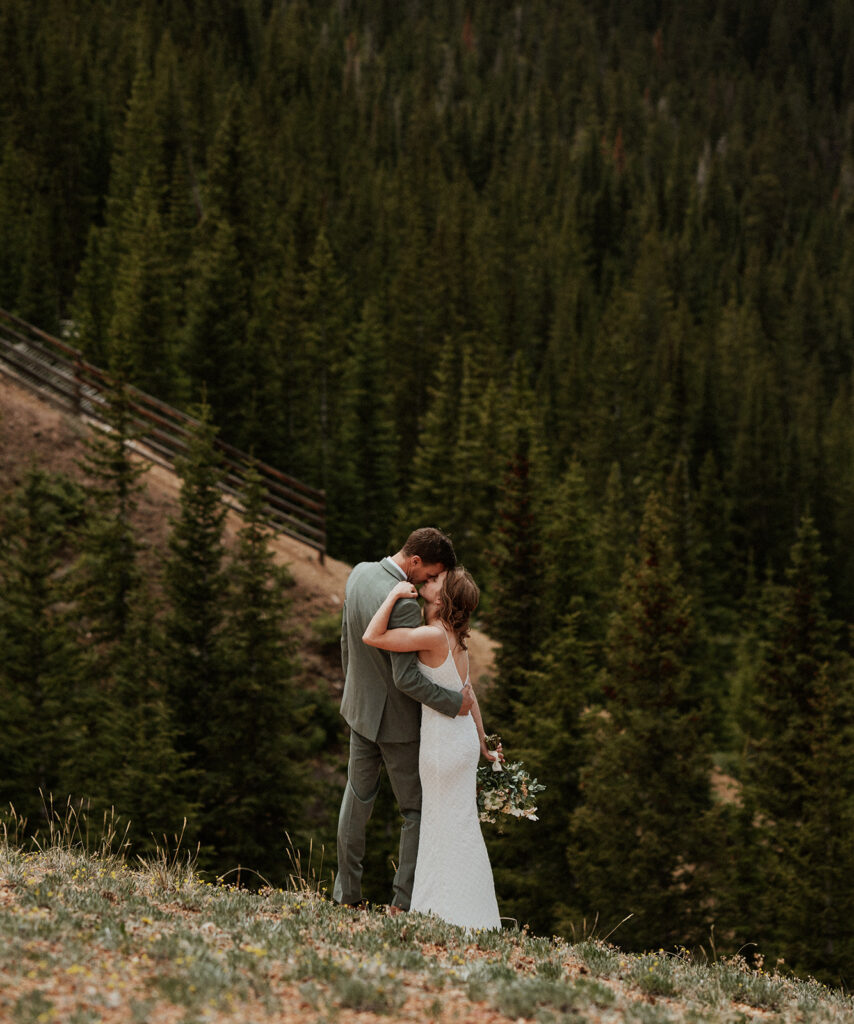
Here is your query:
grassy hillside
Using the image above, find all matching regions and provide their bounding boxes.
[1,818,850,1024]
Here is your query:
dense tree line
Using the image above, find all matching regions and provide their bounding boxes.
[0,398,331,882]
[3,0,854,982]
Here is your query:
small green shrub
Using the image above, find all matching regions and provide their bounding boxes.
[310,610,343,654]
[574,939,621,977]
[631,953,682,997]
[13,990,54,1024]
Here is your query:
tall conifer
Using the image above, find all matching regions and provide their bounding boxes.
[395,336,461,542]
[162,404,228,774]
[208,467,312,880]
[109,174,181,399]
[568,492,715,949]
[539,459,597,639]
[488,612,593,935]
[483,361,546,724]
[73,382,146,655]
[331,296,397,561]
[297,227,350,493]
[66,381,190,831]
[740,515,854,978]
[182,218,250,440]
[0,469,82,823]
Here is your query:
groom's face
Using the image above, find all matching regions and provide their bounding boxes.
[407,557,446,585]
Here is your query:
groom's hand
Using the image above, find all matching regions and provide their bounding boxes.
[457,683,474,717]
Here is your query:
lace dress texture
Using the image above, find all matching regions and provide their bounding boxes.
[410,637,501,931]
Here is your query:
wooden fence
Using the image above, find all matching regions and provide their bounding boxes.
[0,307,326,560]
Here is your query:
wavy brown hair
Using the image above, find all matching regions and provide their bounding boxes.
[436,566,479,649]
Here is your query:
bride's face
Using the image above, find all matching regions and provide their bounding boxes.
[419,571,447,608]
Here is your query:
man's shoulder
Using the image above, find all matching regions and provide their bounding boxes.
[346,560,394,598]
[348,560,384,583]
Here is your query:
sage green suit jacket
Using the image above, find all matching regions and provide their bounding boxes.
[340,559,463,743]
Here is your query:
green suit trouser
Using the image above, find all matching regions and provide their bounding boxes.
[333,729,421,908]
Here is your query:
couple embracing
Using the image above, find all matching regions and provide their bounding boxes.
[333,527,502,931]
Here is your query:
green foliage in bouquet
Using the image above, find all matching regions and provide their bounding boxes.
[476,736,544,825]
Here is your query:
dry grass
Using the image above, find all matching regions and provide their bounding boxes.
[1,812,850,1024]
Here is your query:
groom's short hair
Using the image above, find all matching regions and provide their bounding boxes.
[402,527,456,569]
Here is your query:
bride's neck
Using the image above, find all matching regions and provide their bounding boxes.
[433,617,458,647]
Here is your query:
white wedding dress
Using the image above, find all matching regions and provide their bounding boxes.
[410,634,501,931]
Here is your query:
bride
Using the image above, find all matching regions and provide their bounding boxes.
[363,566,502,931]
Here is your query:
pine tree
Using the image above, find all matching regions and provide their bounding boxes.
[206,466,312,880]
[109,173,181,399]
[200,83,258,269]
[395,335,461,543]
[0,141,32,309]
[182,218,250,440]
[0,469,83,823]
[330,296,397,562]
[742,515,838,831]
[590,462,636,627]
[104,55,167,242]
[161,402,229,854]
[385,184,447,448]
[539,459,597,639]
[72,43,177,364]
[740,515,854,978]
[726,324,791,572]
[104,604,197,856]
[580,231,679,493]
[264,226,303,464]
[73,381,147,654]
[568,492,716,950]
[824,378,854,617]
[446,357,506,586]
[70,226,113,366]
[777,657,854,983]
[487,612,594,935]
[482,361,546,725]
[296,227,350,496]
[65,381,155,810]
[16,197,61,332]
[181,86,257,441]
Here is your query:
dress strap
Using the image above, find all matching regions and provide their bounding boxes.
[444,627,453,655]
[445,626,469,684]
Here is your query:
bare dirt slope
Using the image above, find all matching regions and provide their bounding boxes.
[0,373,496,693]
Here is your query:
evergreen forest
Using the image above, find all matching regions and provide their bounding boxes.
[3,0,854,985]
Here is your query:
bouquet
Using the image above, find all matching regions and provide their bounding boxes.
[476,735,544,824]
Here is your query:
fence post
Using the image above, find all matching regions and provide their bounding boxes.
[73,354,83,415]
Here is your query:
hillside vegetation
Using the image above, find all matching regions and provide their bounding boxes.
[2,823,852,1024]
[4,0,854,982]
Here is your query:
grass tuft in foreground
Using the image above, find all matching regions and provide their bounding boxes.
[1,813,851,1023]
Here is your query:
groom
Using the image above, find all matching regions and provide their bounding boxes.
[333,527,474,912]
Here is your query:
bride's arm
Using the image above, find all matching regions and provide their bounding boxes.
[470,688,503,763]
[363,581,443,654]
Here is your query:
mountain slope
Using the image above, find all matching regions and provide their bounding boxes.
[0,372,497,691]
